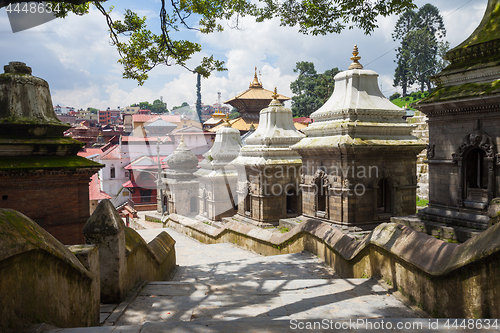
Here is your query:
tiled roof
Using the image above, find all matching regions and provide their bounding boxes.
[78,148,103,158]
[121,136,172,143]
[132,114,182,123]
[144,119,177,128]
[209,117,258,132]
[89,174,112,200]
[172,126,206,134]
[293,117,313,124]
[99,144,121,160]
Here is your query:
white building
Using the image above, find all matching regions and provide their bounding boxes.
[97,144,131,207]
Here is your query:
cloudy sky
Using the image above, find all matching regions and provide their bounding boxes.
[0,0,486,112]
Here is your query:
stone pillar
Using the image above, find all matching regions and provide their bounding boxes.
[83,199,126,303]
[68,244,100,325]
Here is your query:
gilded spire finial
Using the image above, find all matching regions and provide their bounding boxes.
[348,44,363,70]
[250,66,263,88]
[180,134,184,143]
[272,87,279,100]
[223,114,231,127]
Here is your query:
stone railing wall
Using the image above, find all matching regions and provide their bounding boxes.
[84,199,176,303]
[0,209,100,333]
[166,213,500,318]
[0,201,176,332]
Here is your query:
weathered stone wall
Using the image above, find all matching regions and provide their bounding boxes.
[84,200,176,303]
[167,180,199,216]
[165,213,500,318]
[408,111,429,200]
[124,227,176,293]
[300,152,418,229]
[421,111,500,230]
[198,173,238,221]
[237,165,302,224]
[0,209,100,332]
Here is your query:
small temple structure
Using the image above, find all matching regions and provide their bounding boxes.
[232,88,305,226]
[0,61,102,244]
[292,47,425,230]
[398,0,500,240]
[161,137,199,216]
[195,116,243,221]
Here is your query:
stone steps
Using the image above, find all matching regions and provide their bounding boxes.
[43,228,424,333]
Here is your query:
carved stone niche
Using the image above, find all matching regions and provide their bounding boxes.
[452,125,496,209]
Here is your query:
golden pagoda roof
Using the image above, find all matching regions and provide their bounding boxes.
[209,117,308,132]
[224,67,290,105]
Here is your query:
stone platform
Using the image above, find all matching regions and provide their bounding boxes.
[392,215,482,243]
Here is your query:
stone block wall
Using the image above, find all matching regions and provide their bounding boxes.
[237,165,302,223]
[408,111,429,200]
[0,209,100,333]
[198,174,238,221]
[301,153,418,229]
[167,180,199,217]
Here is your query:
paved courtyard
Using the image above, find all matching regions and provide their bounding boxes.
[46,227,499,332]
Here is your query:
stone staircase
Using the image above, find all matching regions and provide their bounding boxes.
[43,228,430,333]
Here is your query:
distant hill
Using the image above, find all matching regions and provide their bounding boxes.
[390,91,430,110]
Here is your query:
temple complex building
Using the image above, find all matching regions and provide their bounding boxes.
[232,89,305,226]
[195,117,243,221]
[292,47,425,230]
[0,62,102,244]
[397,0,500,240]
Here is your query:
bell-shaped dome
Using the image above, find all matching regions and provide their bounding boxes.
[244,88,305,147]
[166,138,199,171]
[293,45,423,151]
[196,117,242,178]
[0,61,69,137]
[210,118,243,163]
[233,88,304,167]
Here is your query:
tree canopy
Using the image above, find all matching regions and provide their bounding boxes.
[0,0,417,85]
[392,3,448,95]
[129,100,167,113]
[289,61,340,118]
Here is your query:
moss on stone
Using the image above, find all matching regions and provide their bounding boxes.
[0,116,62,126]
[418,79,500,105]
[0,155,102,171]
[453,1,500,49]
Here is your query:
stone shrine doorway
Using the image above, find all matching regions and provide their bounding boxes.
[376,178,392,214]
[286,187,297,215]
